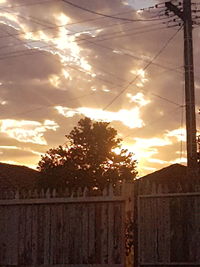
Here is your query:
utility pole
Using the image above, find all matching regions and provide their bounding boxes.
[165,0,198,172]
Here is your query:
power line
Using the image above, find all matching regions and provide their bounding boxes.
[0,20,164,53]
[0,10,185,108]
[0,26,185,108]
[62,0,174,22]
[0,6,166,43]
[0,25,169,62]
[82,25,169,44]
[0,12,183,82]
[0,10,186,105]
[0,7,148,41]
[2,91,96,118]
[0,26,180,91]
[0,44,183,110]
[102,26,183,111]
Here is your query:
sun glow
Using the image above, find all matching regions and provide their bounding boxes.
[19,12,92,73]
[49,74,61,88]
[55,106,144,129]
[130,68,148,88]
[122,136,172,176]
[166,128,186,142]
[126,92,150,106]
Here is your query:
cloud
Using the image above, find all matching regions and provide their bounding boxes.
[55,105,144,128]
[126,92,150,106]
[0,119,59,145]
[166,128,186,142]
[0,0,199,176]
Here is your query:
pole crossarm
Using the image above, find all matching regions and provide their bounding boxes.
[165,2,185,21]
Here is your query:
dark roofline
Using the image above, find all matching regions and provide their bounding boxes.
[139,164,187,181]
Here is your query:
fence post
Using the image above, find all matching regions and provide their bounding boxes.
[133,179,139,267]
[122,181,134,267]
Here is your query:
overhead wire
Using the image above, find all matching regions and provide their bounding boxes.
[0,23,174,62]
[0,1,195,172]
[0,22,170,61]
[0,5,170,42]
[122,105,183,141]
[62,0,173,22]
[0,26,182,98]
[0,5,158,40]
[0,17,166,53]
[2,3,185,84]
[0,24,184,107]
[102,26,183,111]
[1,91,96,118]
[0,3,188,162]
[0,5,185,110]
[0,7,184,87]
[82,25,171,44]
[0,1,176,57]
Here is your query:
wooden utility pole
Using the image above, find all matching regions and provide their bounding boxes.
[166,0,198,172]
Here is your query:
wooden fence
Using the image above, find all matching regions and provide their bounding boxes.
[0,183,133,267]
[134,178,200,267]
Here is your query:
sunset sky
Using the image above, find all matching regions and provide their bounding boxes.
[0,0,199,176]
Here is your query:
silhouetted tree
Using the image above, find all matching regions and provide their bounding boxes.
[38,117,137,189]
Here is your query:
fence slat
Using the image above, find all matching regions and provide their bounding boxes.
[44,205,51,264]
[101,202,108,264]
[0,185,128,267]
[108,202,114,264]
[138,193,200,266]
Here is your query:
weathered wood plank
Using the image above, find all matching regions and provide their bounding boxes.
[158,197,170,262]
[82,203,89,264]
[63,204,70,264]
[88,203,95,263]
[73,203,82,264]
[95,203,102,264]
[138,194,200,266]
[194,196,200,261]
[101,202,108,264]
[0,205,7,265]
[113,203,122,264]
[8,205,19,264]
[44,205,51,264]
[55,204,63,264]
[37,205,45,264]
[0,194,127,266]
[68,203,76,264]
[31,205,38,264]
[50,204,57,264]
[108,202,114,264]
[25,204,32,264]
[18,205,26,265]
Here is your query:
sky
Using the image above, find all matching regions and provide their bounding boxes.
[0,0,199,176]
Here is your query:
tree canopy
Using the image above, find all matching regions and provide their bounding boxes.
[38,117,137,189]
